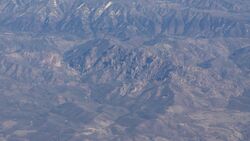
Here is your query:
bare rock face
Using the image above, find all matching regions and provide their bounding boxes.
[0,0,250,141]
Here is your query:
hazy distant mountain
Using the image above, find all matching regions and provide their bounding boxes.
[0,0,250,141]
[1,0,250,38]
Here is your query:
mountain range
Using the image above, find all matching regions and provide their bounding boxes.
[0,0,250,141]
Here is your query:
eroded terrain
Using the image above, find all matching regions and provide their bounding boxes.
[0,0,250,141]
